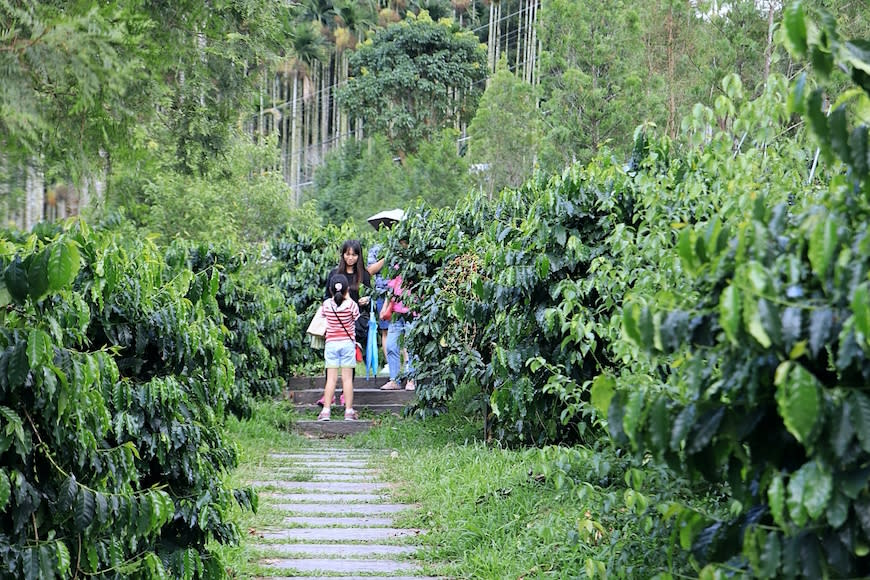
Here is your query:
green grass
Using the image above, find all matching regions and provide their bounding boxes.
[213,387,701,579]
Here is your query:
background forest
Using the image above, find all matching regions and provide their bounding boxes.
[4,0,870,578]
[3,0,868,234]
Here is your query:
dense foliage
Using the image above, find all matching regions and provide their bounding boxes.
[614,5,870,576]
[0,223,255,578]
[338,12,487,156]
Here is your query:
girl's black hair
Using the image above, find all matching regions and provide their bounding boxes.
[329,273,349,306]
[338,239,365,290]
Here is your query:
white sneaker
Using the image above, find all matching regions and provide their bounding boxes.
[404,381,415,391]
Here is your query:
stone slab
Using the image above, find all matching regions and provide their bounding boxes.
[259,527,424,541]
[285,377,390,390]
[260,543,415,557]
[262,493,389,503]
[272,465,379,472]
[259,558,418,573]
[290,388,412,405]
[257,577,437,580]
[268,453,374,461]
[268,455,372,467]
[269,503,412,515]
[269,450,374,463]
[282,515,395,527]
[269,471,379,482]
[251,481,388,493]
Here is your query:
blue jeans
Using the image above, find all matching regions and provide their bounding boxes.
[386,318,413,381]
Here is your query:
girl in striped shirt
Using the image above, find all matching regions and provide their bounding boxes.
[317,274,360,421]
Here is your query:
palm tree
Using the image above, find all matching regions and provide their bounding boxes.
[283,21,327,203]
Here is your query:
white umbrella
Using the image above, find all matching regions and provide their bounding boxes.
[366,208,405,230]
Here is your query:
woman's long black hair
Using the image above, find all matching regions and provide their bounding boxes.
[338,239,365,291]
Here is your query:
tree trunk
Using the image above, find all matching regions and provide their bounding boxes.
[290,74,300,205]
[763,0,776,82]
[321,61,330,160]
[24,164,44,231]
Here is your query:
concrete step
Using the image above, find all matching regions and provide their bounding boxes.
[258,557,419,574]
[250,481,390,493]
[259,527,424,541]
[289,388,414,406]
[294,403,406,416]
[259,543,415,557]
[294,420,375,437]
[286,376,390,390]
[267,503,412,515]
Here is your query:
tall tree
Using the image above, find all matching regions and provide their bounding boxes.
[338,11,487,157]
[536,0,646,170]
[467,58,538,196]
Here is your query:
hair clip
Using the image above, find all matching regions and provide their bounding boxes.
[335,283,343,290]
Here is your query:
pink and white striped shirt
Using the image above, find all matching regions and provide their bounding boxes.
[321,298,360,343]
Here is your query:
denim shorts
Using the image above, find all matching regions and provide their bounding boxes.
[324,339,356,368]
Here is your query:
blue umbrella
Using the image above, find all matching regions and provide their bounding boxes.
[365,301,379,379]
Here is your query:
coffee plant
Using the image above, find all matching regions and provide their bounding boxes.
[166,242,298,414]
[269,222,369,372]
[0,222,254,578]
[617,5,870,577]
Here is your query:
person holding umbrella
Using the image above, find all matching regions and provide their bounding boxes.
[366,209,404,372]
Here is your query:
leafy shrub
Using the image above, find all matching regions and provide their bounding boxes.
[616,6,870,577]
[0,222,253,578]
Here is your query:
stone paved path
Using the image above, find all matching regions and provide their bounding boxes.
[247,442,439,579]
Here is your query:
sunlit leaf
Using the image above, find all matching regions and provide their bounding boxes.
[774,362,821,447]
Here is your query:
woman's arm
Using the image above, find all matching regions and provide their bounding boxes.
[366,257,385,276]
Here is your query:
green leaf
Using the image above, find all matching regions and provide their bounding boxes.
[850,126,869,180]
[768,473,785,528]
[622,302,642,345]
[27,249,51,300]
[47,239,81,292]
[826,491,849,528]
[744,299,772,348]
[788,73,807,115]
[26,330,52,369]
[808,214,838,279]
[590,374,615,419]
[3,256,29,302]
[850,391,870,453]
[784,1,808,58]
[0,469,10,510]
[22,547,39,580]
[678,228,696,271]
[852,283,870,339]
[786,467,809,526]
[807,88,830,145]
[74,488,95,530]
[0,281,10,308]
[759,531,781,578]
[647,397,670,455]
[841,466,870,500]
[686,407,724,455]
[670,404,696,451]
[774,362,821,447]
[801,461,833,519]
[623,388,645,446]
[829,399,855,460]
[719,284,741,345]
[55,541,71,576]
[829,106,850,162]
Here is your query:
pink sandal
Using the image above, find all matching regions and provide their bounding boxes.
[317,394,345,406]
